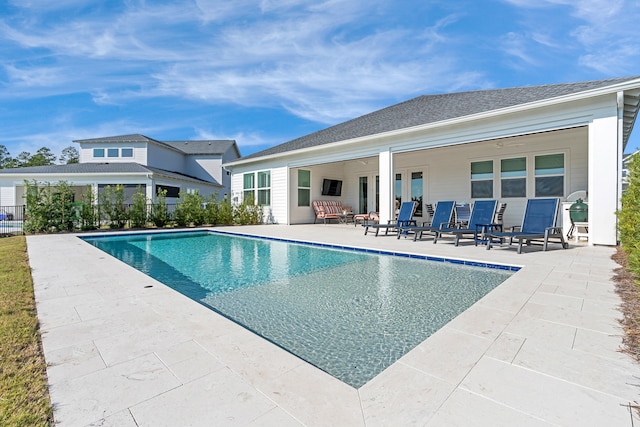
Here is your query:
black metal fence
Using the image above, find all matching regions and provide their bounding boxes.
[0,205,25,235]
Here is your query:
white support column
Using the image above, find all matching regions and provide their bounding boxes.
[379,149,394,224]
[145,177,154,201]
[588,113,619,245]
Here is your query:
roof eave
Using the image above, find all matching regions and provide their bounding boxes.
[225,78,640,167]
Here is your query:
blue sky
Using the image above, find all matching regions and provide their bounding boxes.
[1,0,639,161]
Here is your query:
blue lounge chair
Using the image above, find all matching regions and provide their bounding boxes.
[454,203,471,227]
[433,200,498,246]
[397,201,455,241]
[486,198,568,254]
[364,201,416,236]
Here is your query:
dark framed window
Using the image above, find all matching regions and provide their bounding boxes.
[471,160,493,198]
[257,171,271,206]
[501,157,526,198]
[298,169,310,207]
[156,184,180,198]
[535,153,564,197]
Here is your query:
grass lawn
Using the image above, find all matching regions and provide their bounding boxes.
[0,235,53,426]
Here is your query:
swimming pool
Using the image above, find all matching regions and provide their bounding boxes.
[83,230,516,388]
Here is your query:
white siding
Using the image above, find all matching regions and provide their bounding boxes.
[0,183,16,206]
[146,144,185,171]
[185,156,222,184]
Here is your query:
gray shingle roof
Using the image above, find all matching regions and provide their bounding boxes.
[0,162,221,186]
[73,134,159,144]
[74,134,238,156]
[239,76,640,161]
[163,140,237,155]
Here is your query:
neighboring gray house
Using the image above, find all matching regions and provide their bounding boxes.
[0,134,240,206]
[225,76,640,246]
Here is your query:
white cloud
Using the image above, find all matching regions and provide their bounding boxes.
[501,0,639,75]
[1,0,477,125]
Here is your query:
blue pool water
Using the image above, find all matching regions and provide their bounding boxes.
[83,230,515,388]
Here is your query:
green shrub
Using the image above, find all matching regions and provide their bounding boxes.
[174,191,205,227]
[233,195,263,225]
[217,195,234,225]
[99,185,127,228]
[150,189,169,227]
[24,180,75,233]
[618,153,640,278]
[79,186,98,230]
[130,187,148,228]
[204,194,219,225]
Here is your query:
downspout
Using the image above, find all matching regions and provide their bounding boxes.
[616,91,625,244]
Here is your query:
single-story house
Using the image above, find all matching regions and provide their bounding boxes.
[224,76,640,246]
[0,134,240,206]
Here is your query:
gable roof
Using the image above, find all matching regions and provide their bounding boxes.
[0,162,221,186]
[74,134,239,156]
[235,76,640,163]
[163,140,239,156]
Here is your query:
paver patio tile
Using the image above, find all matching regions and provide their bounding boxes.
[258,362,364,427]
[460,357,636,426]
[50,353,181,426]
[360,363,456,425]
[512,338,640,399]
[86,409,138,426]
[195,325,306,389]
[518,302,620,335]
[129,368,280,427]
[425,388,553,427]
[445,303,514,339]
[45,341,106,383]
[399,328,491,384]
[502,316,577,350]
[572,328,628,361]
[484,332,526,363]
[246,407,304,426]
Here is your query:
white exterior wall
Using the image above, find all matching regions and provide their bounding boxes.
[185,156,222,184]
[289,162,346,224]
[0,183,16,205]
[230,165,287,224]
[146,143,185,171]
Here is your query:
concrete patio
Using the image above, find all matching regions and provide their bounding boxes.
[27,224,640,426]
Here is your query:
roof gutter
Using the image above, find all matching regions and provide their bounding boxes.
[225,78,640,167]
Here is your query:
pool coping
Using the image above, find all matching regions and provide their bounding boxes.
[27,225,640,426]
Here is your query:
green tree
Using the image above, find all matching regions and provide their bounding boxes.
[149,189,169,227]
[28,147,57,166]
[0,145,12,168]
[618,152,640,276]
[174,191,205,227]
[99,185,127,228]
[79,186,98,230]
[23,180,75,233]
[10,151,32,168]
[130,187,148,228]
[59,146,79,164]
